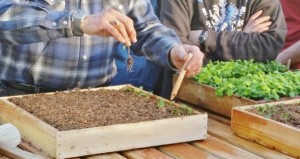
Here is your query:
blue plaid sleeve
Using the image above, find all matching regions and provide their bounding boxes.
[0,0,72,45]
[130,0,181,70]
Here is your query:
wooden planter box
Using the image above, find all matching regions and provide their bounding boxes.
[174,76,300,117]
[0,85,207,159]
[231,99,300,158]
[174,76,257,117]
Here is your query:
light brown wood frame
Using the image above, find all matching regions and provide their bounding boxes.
[0,85,207,159]
[231,99,300,158]
[173,76,257,117]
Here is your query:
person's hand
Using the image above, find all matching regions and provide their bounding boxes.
[169,44,204,78]
[81,9,137,46]
[243,10,272,33]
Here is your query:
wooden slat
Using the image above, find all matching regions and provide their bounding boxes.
[57,115,207,159]
[0,145,41,159]
[0,154,11,159]
[123,148,172,159]
[19,141,52,159]
[174,77,257,117]
[208,118,294,159]
[160,143,219,159]
[192,135,263,159]
[83,153,126,159]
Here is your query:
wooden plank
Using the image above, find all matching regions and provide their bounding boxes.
[123,148,172,159]
[56,114,207,159]
[0,154,11,159]
[208,118,295,159]
[160,143,219,159]
[0,100,57,157]
[19,141,52,159]
[0,144,42,159]
[192,135,263,159]
[231,102,300,158]
[83,153,126,159]
[174,77,257,117]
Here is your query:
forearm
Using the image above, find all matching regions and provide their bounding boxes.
[204,30,285,62]
[0,1,72,45]
[130,0,181,70]
[276,41,300,65]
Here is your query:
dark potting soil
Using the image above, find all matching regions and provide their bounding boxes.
[8,87,194,131]
[248,104,300,129]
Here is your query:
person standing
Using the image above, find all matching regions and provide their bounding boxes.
[276,0,300,69]
[159,0,287,98]
[0,0,204,97]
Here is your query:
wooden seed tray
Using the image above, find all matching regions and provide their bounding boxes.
[0,85,207,159]
[174,76,300,117]
[231,99,300,158]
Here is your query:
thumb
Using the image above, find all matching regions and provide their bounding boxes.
[177,46,187,60]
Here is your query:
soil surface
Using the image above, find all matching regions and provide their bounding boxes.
[248,104,300,129]
[8,87,194,131]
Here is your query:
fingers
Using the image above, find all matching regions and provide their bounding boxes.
[110,10,137,46]
[243,10,272,33]
[169,45,204,77]
[114,13,137,43]
[110,19,131,46]
[249,10,263,22]
[106,24,127,43]
[86,9,137,46]
[182,45,204,77]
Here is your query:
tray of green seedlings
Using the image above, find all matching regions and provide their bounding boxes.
[192,60,300,100]
[174,60,300,117]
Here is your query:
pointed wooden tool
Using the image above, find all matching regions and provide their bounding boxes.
[0,123,42,159]
[170,53,193,100]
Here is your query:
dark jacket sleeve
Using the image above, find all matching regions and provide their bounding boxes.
[206,0,287,62]
[159,0,194,45]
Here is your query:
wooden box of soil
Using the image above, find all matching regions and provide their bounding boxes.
[0,85,207,159]
[173,60,300,117]
[231,99,300,158]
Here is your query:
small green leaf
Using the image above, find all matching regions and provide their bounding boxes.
[157,99,165,108]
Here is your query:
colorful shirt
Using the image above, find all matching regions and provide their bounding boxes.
[0,0,180,89]
[160,0,287,63]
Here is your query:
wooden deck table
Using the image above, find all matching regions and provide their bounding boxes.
[1,104,295,159]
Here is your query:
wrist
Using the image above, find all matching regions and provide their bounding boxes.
[168,51,177,70]
[70,10,87,36]
[198,31,208,51]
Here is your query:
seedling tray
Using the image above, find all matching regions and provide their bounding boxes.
[174,76,300,117]
[231,99,300,158]
[0,85,207,159]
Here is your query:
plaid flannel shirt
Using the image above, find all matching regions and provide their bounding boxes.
[0,0,180,89]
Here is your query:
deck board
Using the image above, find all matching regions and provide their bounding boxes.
[207,118,295,159]
[192,135,263,159]
[83,153,126,159]
[160,143,219,159]
[123,148,172,159]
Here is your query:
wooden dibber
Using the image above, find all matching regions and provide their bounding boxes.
[170,53,194,100]
[0,123,42,159]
